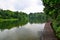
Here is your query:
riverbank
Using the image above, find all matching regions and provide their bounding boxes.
[42,22,58,40]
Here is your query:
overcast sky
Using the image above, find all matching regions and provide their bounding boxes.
[0,0,44,14]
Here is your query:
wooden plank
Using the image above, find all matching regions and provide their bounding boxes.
[42,22,58,40]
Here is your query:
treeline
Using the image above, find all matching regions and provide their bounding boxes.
[42,0,60,39]
[0,9,47,30]
[0,9,28,19]
[0,9,47,23]
[0,9,29,30]
[29,12,46,23]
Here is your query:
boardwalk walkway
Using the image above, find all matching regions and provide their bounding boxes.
[42,22,58,40]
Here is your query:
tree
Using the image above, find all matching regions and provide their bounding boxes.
[42,0,60,39]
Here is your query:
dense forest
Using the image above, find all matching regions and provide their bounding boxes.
[29,12,46,23]
[0,9,28,21]
[0,9,29,30]
[42,0,60,39]
[0,9,46,30]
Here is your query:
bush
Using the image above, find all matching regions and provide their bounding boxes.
[56,15,60,39]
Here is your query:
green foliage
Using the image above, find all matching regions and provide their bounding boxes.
[0,20,28,30]
[52,18,60,39]
[43,0,60,39]
[56,27,60,39]
[52,21,58,31]
[0,9,28,19]
[0,9,46,30]
[43,0,60,7]
[43,0,60,20]
[56,27,60,33]
[29,12,47,24]
[0,9,29,30]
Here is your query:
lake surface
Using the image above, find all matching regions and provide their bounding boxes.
[0,23,45,40]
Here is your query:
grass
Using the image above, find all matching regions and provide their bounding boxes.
[0,19,18,22]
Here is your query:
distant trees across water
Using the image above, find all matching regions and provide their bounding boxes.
[29,12,46,23]
[0,9,47,30]
[0,9,47,23]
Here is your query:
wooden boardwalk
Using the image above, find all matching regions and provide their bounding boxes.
[41,22,58,40]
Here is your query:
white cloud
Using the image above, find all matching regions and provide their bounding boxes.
[22,5,44,14]
[0,0,15,10]
[21,0,44,14]
[0,0,44,14]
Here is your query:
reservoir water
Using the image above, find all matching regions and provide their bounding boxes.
[0,23,45,40]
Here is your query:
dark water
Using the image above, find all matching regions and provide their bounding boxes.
[0,20,28,30]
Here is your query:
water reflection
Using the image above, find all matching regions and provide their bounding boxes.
[0,17,45,40]
[0,23,45,40]
[0,20,28,30]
